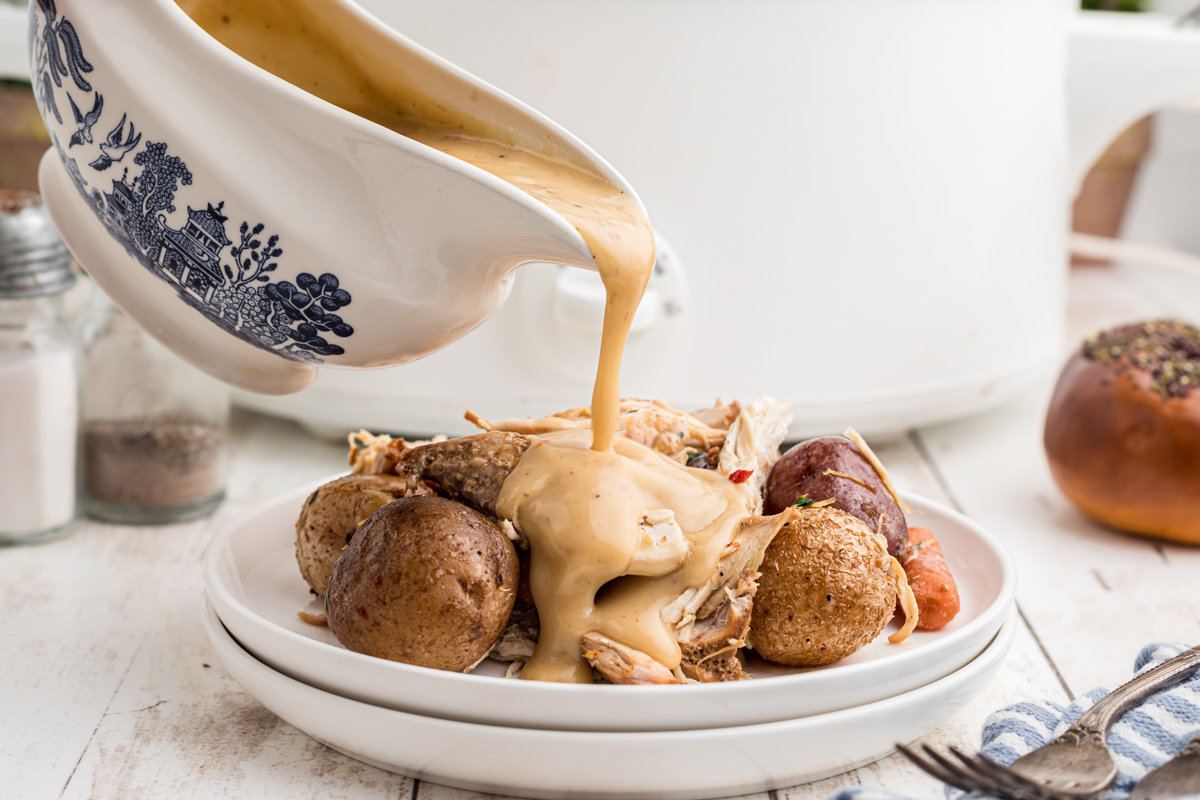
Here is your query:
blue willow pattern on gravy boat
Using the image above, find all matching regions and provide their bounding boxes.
[29,0,355,364]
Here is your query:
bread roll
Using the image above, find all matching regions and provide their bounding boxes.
[1044,319,1200,545]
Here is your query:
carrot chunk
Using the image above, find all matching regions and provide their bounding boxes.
[898,526,960,631]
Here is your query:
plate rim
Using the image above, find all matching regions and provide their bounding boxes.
[202,594,1019,737]
[202,474,1018,697]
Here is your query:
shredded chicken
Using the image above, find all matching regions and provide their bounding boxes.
[677,570,757,682]
[582,632,681,685]
[626,509,690,577]
[347,430,403,474]
[883,542,919,643]
[348,430,447,475]
[581,510,799,684]
[843,427,911,514]
[466,398,734,463]
[718,394,794,512]
[489,605,540,666]
[688,398,742,430]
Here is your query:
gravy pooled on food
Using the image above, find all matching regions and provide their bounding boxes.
[497,430,756,683]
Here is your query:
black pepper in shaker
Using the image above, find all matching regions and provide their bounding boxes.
[80,292,230,524]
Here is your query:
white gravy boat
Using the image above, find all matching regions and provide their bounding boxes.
[30,0,632,393]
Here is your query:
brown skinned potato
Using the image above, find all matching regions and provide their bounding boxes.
[751,506,901,666]
[295,473,409,596]
[763,436,907,554]
[326,496,518,672]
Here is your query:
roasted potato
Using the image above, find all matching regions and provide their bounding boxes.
[763,436,907,555]
[750,506,903,666]
[295,473,409,596]
[326,496,519,672]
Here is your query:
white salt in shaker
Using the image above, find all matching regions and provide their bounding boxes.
[0,191,80,544]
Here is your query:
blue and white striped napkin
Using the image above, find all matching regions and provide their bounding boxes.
[827,642,1200,800]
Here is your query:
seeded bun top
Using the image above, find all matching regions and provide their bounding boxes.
[1081,319,1200,400]
[1045,319,1200,545]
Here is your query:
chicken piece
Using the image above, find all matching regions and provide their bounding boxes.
[396,431,531,515]
[463,410,578,436]
[584,399,797,683]
[626,509,690,577]
[348,430,405,475]
[466,399,730,463]
[489,604,540,678]
[348,430,448,475]
[663,509,799,681]
[581,511,796,685]
[678,571,757,682]
[688,398,742,431]
[582,632,681,685]
[718,394,794,513]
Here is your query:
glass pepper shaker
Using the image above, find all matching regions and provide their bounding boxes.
[80,291,231,524]
[0,191,80,545]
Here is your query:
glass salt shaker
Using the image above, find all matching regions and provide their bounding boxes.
[0,191,80,545]
[81,292,230,524]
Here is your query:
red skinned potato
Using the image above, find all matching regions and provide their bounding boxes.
[763,436,908,554]
[898,526,960,631]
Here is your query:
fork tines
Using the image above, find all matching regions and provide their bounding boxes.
[897,743,1074,800]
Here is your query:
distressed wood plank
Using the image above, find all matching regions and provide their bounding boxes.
[0,511,209,798]
[1,410,353,799]
[58,560,412,800]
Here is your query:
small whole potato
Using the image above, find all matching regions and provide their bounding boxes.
[751,506,900,666]
[327,496,518,672]
[763,436,907,554]
[295,473,409,596]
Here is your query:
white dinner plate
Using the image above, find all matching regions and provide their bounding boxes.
[204,598,1017,800]
[203,478,1015,732]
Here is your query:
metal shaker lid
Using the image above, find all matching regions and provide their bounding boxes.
[0,190,75,298]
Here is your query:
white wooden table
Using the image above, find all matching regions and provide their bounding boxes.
[5,263,1200,800]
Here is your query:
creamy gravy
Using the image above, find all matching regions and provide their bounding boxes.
[180,0,758,684]
[497,430,753,682]
[175,0,653,453]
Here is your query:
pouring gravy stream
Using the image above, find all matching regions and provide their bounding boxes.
[178,0,766,683]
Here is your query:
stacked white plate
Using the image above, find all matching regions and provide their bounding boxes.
[203,479,1018,800]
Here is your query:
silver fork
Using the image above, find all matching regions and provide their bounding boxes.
[901,644,1200,800]
[1127,728,1200,800]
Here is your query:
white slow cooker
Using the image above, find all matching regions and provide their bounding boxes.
[9,0,1200,438]
[236,1,1200,438]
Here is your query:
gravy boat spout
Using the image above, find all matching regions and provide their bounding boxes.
[31,0,636,393]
